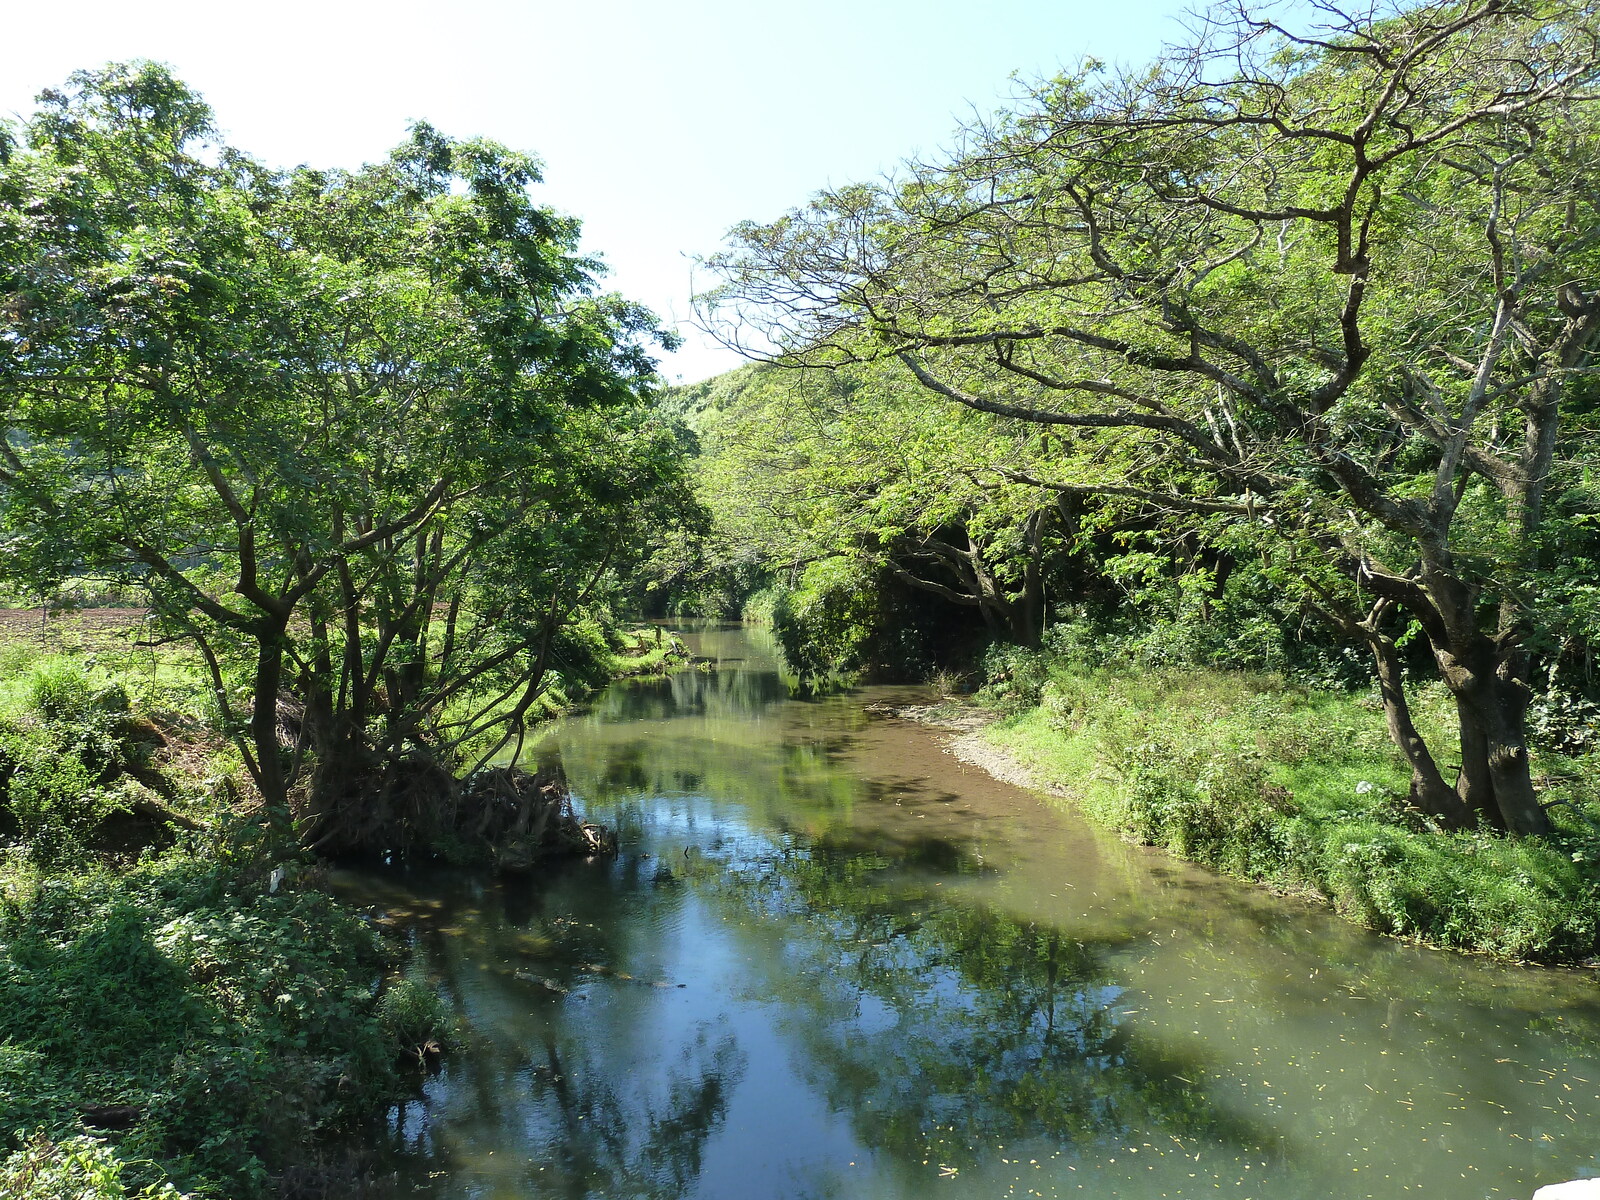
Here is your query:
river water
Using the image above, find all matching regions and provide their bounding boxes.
[342,623,1600,1200]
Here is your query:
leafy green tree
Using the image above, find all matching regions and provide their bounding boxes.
[0,64,694,849]
[708,0,1600,834]
[691,361,1070,652]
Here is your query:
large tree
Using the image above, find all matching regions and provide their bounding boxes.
[0,64,694,850]
[707,0,1600,835]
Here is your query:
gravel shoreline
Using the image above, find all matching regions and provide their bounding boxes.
[889,703,1071,799]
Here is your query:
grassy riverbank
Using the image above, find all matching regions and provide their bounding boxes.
[0,609,674,1196]
[971,659,1600,964]
[0,629,423,1197]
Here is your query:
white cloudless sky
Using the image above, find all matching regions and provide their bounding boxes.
[2,0,1199,383]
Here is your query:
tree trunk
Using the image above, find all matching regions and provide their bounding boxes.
[1011,509,1046,649]
[1432,636,1551,836]
[1454,680,1549,835]
[1366,631,1473,829]
[249,630,292,837]
[1454,699,1502,830]
[1418,541,1552,836]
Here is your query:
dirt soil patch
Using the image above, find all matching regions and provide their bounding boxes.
[889,701,1071,798]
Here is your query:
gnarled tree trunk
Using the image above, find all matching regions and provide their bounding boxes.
[1435,639,1548,835]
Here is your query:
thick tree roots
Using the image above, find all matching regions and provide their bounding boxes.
[460,766,617,868]
[301,760,616,866]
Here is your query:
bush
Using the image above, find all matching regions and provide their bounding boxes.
[0,663,140,865]
[770,560,882,684]
[377,975,451,1056]
[0,1132,190,1200]
[768,560,961,688]
[0,854,396,1197]
[975,642,1057,713]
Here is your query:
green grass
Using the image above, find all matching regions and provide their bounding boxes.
[607,627,691,677]
[986,665,1600,963]
[0,616,220,729]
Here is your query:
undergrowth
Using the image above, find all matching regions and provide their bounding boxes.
[0,649,448,1198]
[0,1131,191,1199]
[0,851,405,1197]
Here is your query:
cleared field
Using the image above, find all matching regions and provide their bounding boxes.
[0,607,151,650]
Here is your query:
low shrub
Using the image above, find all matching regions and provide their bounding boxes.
[0,1131,191,1200]
[377,974,452,1057]
[0,662,144,866]
[0,853,396,1197]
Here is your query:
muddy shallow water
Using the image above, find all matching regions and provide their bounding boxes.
[337,623,1600,1200]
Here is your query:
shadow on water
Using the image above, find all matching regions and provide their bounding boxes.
[338,623,1600,1200]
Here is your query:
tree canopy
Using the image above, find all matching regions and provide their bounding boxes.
[706,0,1600,835]
[0,63,696,850]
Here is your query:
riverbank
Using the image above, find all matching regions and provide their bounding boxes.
[892,701,1062,795]
[0,628,429,1197]
[896,668,1600,965]
[0,611,681,1197]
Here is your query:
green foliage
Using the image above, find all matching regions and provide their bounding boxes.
[605,627,690,679]
[707,0,1600,835]
[0,854,394,1197]
[0,1132,190,1200]
[674,358,1063,652]
[770,560,883,684]
[0,63,699,847]
[377,975,451,1055]
[974,640,1060,714]
[978,591,1372,711]
[987,656,1600,962]
[0,662,141,865]
[768,558,968,688]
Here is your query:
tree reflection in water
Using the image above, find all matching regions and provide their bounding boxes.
[364,859,746,1199]
[707,834,1276,1172]
[528,1024,743,1199]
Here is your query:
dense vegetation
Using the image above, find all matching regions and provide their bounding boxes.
[0,634,452,1196]
[979,631,1600,961]
[0,63,697,855]
[706,0,1600,837]
[672,0,1600,956]
[0,66,692,1197]
[0,854,395,1198]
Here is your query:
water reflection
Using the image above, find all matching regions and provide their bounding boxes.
[516,1024,743,1199]
[708,836,1271,1166]
[342,623,1600,1200]
[592,667,791,724]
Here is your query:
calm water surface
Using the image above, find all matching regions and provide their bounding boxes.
[341,623,1600,1200]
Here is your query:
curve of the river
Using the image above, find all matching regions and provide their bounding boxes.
[339,622,1600,1200]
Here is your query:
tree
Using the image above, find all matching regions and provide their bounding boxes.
[0,64,695,850]
[693,361,1068,648]
[707,0,1600,834]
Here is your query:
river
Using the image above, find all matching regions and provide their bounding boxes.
[339,622,1600,1200]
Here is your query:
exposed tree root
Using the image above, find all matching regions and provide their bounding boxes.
[301,759,615,866]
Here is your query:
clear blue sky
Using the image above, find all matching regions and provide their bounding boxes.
[2,0,1197,383]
